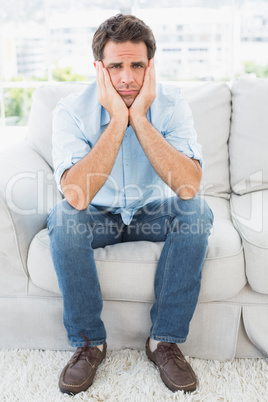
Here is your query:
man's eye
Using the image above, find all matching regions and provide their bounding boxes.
[111,65,121,69]
[133,64,143,68]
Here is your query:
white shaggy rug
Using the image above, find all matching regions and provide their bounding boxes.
[0,348,267,402]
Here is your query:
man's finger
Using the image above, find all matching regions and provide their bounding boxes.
[102,67,114,90]
[148,58,156,91]
[142,66,151,90]
[96,61,107,103]
[96,61,103,86]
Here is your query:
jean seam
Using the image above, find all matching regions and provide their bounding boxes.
[132,213,174,226]
[92,222,119,227]
[151,231,174,337]
[93,211,122,225]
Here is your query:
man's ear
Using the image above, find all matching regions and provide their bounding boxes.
[93,61,104,69]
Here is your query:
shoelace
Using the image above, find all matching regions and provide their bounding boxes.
[158,343,185,362]
[71,333,100,366]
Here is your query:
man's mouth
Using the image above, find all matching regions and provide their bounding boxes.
[118,90,137,96]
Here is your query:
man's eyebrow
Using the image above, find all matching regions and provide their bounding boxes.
[106,61,147,68]
[131,61,146,66]
[107,62,122,68]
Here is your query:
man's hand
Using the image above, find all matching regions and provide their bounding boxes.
[96,61,129,123]
[129,58,156,125]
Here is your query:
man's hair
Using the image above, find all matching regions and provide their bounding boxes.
[92,14,156,61]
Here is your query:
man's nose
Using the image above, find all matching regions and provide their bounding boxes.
[121,68,134,84]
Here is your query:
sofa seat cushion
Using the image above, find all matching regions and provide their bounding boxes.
[200,196,246,301]
[27,196,245,303]
[231,191,268,294]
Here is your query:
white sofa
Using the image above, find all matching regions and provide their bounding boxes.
[0,78,267,361]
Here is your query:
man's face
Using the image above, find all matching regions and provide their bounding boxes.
[101,41,149,107]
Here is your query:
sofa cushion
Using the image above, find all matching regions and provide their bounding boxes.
[229,78,268,195]
[27,196,246,303]
[26,83,87,168]
[231,190,268,295]
[201,196,246,301]
[183,83,231,199]
[227,284,268,357]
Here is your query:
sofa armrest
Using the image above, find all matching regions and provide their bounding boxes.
[0,141,61,291]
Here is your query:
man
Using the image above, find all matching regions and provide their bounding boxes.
[48,14,213,395]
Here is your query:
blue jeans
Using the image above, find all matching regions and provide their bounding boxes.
[47,196,213,347]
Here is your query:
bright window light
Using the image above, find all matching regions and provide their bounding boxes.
[0,0,268,126]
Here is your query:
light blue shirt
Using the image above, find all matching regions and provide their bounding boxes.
[52,81,202,225]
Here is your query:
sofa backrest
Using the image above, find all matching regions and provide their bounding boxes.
[26,82,87,169]
[183,83,231,199]
[229,78,268,195]
[26,81,232,199]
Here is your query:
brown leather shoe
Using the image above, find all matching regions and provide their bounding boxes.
[59,336,107,395]
[146,338,196,393]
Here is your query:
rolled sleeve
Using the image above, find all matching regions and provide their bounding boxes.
[163,97,203,167]
[52,104,91,192]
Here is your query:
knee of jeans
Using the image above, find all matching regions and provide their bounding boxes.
[171,197,214,236]
[47,199,94,238]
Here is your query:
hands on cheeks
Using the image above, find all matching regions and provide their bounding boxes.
[95,58,156,126]
[129,58,156,124]
[95,61,128,123]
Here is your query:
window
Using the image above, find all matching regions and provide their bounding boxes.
[1,0,268,126]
